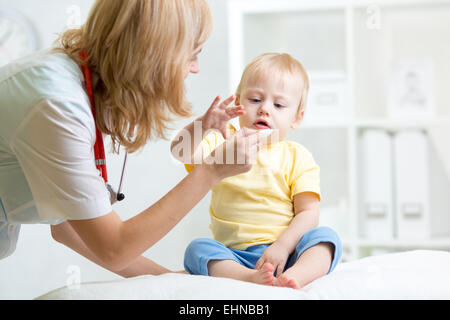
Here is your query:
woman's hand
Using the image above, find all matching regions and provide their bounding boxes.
[200,95,245,139]
[201,127,261,181]
[254,241,291,277]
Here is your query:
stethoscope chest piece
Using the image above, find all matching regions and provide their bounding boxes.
[105,151,128,204]
[106,183,125,204]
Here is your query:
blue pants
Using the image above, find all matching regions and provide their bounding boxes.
[184,226,342,276]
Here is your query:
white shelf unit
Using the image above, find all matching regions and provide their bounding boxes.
[228,0,450,261]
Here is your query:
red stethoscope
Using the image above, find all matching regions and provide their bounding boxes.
[79,51,127,203]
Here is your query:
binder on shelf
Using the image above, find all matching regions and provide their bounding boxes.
[359,130,394,240]
[394,130,430,239]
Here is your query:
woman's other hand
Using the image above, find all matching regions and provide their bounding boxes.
[201,127,262,181]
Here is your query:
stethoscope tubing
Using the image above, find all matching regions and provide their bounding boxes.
[79,51,127,202]
[116,152,128,201]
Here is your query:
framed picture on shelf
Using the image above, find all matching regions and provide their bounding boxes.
[305,71,348,121]
[388,60,435,118]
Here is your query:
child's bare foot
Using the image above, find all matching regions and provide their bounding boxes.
[275,273,301,290]
[250,263,275,286]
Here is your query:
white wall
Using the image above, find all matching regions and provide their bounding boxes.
[0,0,229,299]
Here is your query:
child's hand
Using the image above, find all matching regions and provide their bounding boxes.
[201,95,245,139]
[254,242,291,277]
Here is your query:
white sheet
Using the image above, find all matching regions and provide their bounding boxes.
[36,250,450,300]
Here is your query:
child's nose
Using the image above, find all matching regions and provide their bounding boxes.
[258,103,270,116]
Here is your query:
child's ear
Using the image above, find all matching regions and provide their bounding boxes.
[291,109,304,129]
[235,95,241,106]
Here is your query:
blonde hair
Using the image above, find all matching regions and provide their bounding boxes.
[53,0,213,153]
[236,53,309,116]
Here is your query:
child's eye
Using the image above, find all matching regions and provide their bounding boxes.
[274,103,285,108]
[249,98,261,103]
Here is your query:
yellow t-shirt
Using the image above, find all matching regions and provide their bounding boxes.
[185,125,320,250]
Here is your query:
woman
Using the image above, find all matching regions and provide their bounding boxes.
[0,0,261,277]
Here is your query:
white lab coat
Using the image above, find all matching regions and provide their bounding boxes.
[0,50,112,258]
